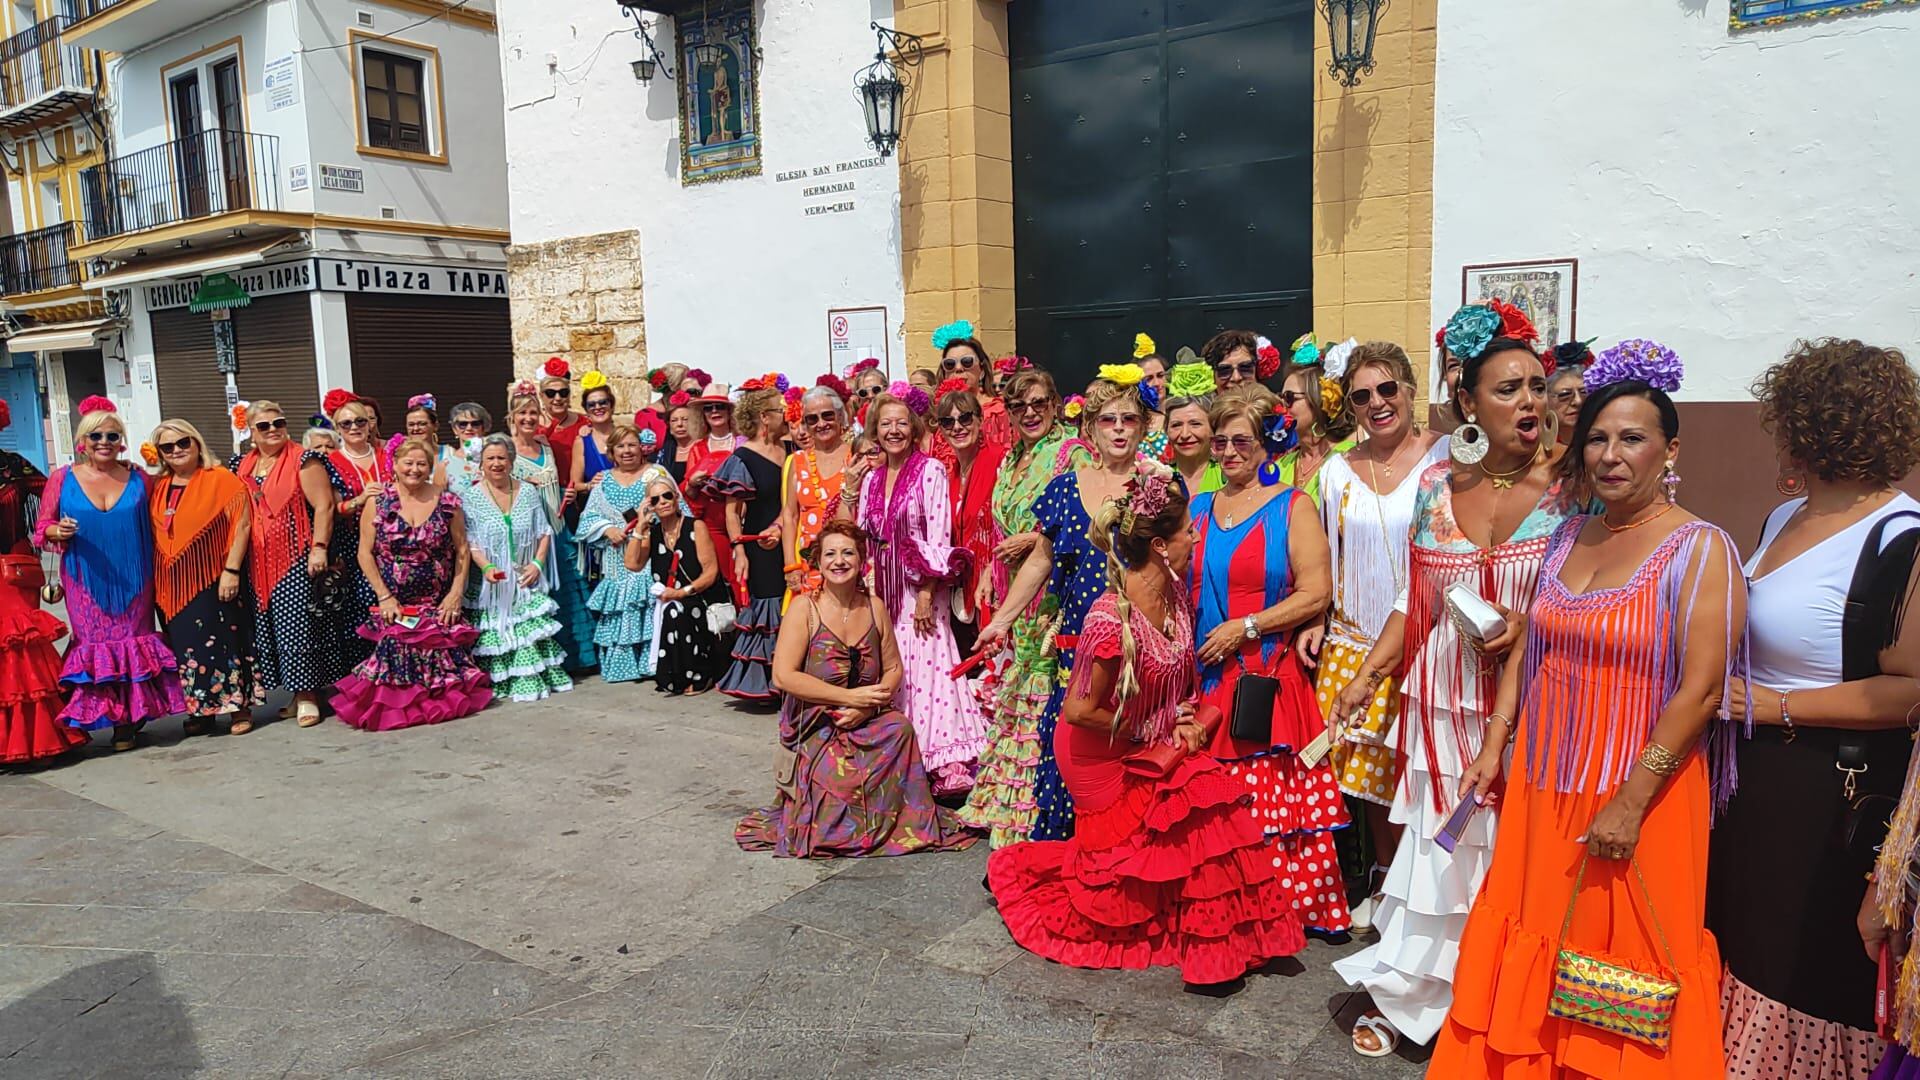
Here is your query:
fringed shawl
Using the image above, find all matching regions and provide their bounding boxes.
[858,450,970,615]
[150,466,250,620]
[1517,518,1750,814]
[948,441,1006,608]
[236,449,321,609]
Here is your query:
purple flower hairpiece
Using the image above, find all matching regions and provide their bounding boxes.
[1128,463,1173,521]
[407,393,437,413]
[888,380,932,416]
[1586,338,1683,394]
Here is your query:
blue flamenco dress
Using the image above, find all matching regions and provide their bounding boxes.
[578,467,662,683]
[1027,470,1112,841]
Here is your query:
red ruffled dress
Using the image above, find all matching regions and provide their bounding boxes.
[1,456,81,762]
[987,592,1306,985]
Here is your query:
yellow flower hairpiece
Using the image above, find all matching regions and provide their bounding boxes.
[580,371,609,392]
[1319,375,1345,419]
[1097,363,1145,387]
[1132,333,1156,360]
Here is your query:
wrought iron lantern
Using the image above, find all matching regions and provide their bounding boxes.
[854,22,923,158]
[621,5,675,84]
[1319,0,1390,87]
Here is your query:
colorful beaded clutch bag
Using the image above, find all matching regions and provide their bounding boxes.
[1547,855,1680,1049]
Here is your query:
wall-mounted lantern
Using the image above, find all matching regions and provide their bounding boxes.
[854,22,924,158]
[1319,0,1389,88]
[618,1,675,84]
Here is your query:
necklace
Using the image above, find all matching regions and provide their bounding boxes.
[1602,501,1676,533]
[706,433,733,452]
[1215,483,1257,528]
[1479,455,1532,490]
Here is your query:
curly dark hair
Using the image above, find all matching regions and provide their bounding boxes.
[1754,338,1920,486]
[1200,329,1260,368]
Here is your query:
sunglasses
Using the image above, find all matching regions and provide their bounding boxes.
[1093,413,1142,430]
[802,411,838,428]
[1210,434,1260,456]
[453,419,484,430]
[253,418,290,433]
[1552,388,1584,405]
[936,411,978,431]
[1214,361,1258,380]
[542,389,570,400]
[336,417,369,430]
[1347,381,1403,409]
[1278,391,1309,407]
[156,437,196,455]
[1007,397,1053,417]
[941,355,978,371]
[85,430,123,444]
[854,386,882,400]
[584,398,615,411]
[646,492,676,506]
[702,403,730,413]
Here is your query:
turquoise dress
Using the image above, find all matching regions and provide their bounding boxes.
[513,446,597,673]
[459,480,573,702]
[578,467,663,683]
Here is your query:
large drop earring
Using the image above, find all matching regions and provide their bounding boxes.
[1450,417,1489,466]
[1663,460,1682,503]
[1775,467,1806,498]
[1258,455,1282,487]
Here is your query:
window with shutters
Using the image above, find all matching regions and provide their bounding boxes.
[354,33,446,164]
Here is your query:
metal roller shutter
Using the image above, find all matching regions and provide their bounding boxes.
[345,294,513,441]
[151,294,319,456]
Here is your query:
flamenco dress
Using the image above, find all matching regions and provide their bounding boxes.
[854,451,988,794]
[1189,486,1352,935]
[987,592,1305,984]
[459,481,573,702]
[648,518,725,695]
[715,446,786,701]
[735,611,977,857]
[513,445,597,673]
[578,467,662,683]
[1431,519,1740,1078]
[234,450,360,693]
[150,467,265,719]
[1,457,82,762]
[332,491,492,730]
[35,467,187,732]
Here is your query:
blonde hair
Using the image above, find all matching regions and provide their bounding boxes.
[245,399,284,425]
[734,388,785,439]
[655,363,690,391]
[1209,384,1279,438]
[149,419,221,473]
[1082,377,1146,422]
[507,390,542,422]
[330,398,375,426]
[866,394,925,441]
[391,437,437,468]
[74,407,125,449]
[605,423,640,454]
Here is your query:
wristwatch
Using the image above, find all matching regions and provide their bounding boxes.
[1242,615,1259,641]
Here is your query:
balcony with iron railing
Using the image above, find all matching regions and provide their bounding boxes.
[77,129,281,247]
[0,221,79,298]
[62,0,251,53]
[0,15,98,131]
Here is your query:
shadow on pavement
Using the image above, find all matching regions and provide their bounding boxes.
[0,953,202,1074]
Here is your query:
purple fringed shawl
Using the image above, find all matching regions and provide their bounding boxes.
[857,450,972,615]
[1517,517,1751,813]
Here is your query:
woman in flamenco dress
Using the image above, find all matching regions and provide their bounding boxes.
[988,463,1305,985]
[332,439,492,730]
[35,398,187,750]
[0,398,84,764]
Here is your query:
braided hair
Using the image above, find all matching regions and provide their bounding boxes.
[1086,473,1190,730]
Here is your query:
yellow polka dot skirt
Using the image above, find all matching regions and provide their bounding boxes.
[1313,638,1403,806]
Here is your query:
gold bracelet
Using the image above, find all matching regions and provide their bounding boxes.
[1483,712,1514,745]
[1639,741,1685,778]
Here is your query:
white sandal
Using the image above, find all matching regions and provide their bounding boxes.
[1350,863,1389,932]
[1352,1013,1399,1058]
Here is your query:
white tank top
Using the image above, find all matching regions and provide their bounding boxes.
[1744,493,1920,691]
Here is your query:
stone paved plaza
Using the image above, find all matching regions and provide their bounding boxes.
[0,683,1428,1079]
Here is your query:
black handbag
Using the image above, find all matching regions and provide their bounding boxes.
[1230,652,1280,744]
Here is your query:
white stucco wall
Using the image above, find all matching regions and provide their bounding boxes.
[496,0,905,385]
[1431,0,1920,401]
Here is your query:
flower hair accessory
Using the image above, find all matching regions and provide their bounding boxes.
[815,372,851,402]
[632,410,666,453]
[993,355,1032,376]
[783,386,806,425]
[668,390,692,408]
[648,369,671,390]
[323,388,357,416]
[685,367,713,388]
[580,371,609,393]
[1553,338,1597,371]
[407,393,437,413]
[543,357,570,379]
[384,432,406,460]
[886,380,932,416]
[1488,299,1539,345]
[0,397,9,431]
[1118,459,1175,533]
[1256,336,1284,380]
[508,379,538,399]
[139,442,160,467]
[77,395,116,416]
[231,404,250,431]
[849,357,880,376]
[931,319,975,352]
[1132,332,1156,360]
[1443,303,1503,362]
[761,372,791,393]
[1167,361,1215,399]
[934,376,969,403]
[1262,402,1299,456]
[307,413,334,430]
[1586,338,1683,394]
[1320,338,1358,380]
[1097,363,1145,387]
[1290,333,1320,367]
[1063,395,1085,421]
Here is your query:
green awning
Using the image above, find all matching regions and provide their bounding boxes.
[189,272,252,313]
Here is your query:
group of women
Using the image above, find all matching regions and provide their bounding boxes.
[8,313,1920,1080]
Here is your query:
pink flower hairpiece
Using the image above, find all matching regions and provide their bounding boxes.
[407,393,437,413]
[1128,465,1173,521]
[888,380,931,416]
[508,379,537,399]
[77,395,116,416]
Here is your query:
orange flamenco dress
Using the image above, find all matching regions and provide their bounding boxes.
[1432,518,1745,1078]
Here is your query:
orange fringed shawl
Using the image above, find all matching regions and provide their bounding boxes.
[149,466,251,620]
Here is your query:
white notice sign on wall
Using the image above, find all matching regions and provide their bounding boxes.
[828,307,889,377]
[264,55,299,111]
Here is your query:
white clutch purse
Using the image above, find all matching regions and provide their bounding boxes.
[1444,582,1507,646]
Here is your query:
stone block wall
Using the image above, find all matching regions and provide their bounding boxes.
[506,228,653,406]
[1312,0,1437,406]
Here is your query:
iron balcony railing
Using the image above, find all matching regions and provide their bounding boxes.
[79,129,280,243]
[0,221,78,295]
[60,0,134,21]
[0,16,96,115]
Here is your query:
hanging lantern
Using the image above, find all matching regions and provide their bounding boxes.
[853,21,923,158]
[1320,0,1390,88]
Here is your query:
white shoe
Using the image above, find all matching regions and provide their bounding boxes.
[1349,892,1376,932]
[1352,1013,1400,1058]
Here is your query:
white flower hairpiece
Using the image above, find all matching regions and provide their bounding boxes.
[1321,338,1359,380]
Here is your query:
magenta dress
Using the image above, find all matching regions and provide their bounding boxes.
[735,615,976,858]
[856,451,988,794]
[332,490,492,731]
[987,592,1306,985]
[34,467,186,731]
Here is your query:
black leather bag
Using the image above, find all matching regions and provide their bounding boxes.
[1230,670,1279,744]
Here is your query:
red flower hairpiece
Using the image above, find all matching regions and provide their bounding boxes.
[668,390,691,408]
[0,397,10,432]
[850,357,880,375]
[1256,340,1283,380]
[815,373,850,402]
[543,357,570,379]
[1488,299,1539,345]
[685,368,713,388]
[323,388,356,416]
[740,377,764,392]
[993,355,1031,376]
[648,369,670,390]
[77,395,116,416]
[934,376,969,402]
